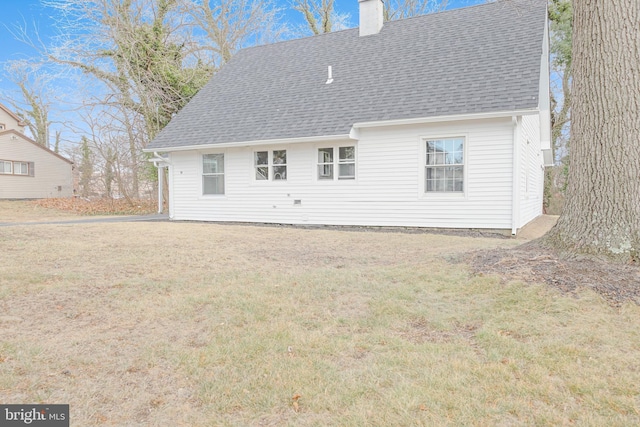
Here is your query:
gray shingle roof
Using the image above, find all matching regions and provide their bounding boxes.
[147,0,547,150]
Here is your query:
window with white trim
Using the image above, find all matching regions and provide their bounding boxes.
[425,137,464,192]
[202,153,224,195]
[255,150,287,181]
[0,124,5,130]
[317,146,355,180]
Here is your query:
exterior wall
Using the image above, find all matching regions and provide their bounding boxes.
[167,117,526,230]
[0,107,23,132]
[518,114,545,227]
[0,133,73,199]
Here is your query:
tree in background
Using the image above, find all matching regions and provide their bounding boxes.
[545,0,639,261]
[29,0,279,200]
[181,0,284,63]
[293,0,334,34]
[2,61,53,148]
[295,0,449,35]
[79,136,94,198]
[543,0,572,213]
[383,0,448,21]
[548,0,572,154]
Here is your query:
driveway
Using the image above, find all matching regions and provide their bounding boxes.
[0,213,169,227]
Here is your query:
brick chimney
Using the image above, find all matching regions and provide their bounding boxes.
[359,0,384,37]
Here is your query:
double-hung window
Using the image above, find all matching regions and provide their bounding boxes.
[255,150,287,181]
[0,160,12,174]
[425,137,464,193]
[317,146,355,180]
[203,153,224,195]
[13,162,29,176]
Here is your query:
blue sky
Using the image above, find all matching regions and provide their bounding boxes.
[0,0,485,69]
[0,0,484,145]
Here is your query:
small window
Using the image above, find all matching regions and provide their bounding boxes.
[338,147,355,179]
[317,146,356,180]
[425,137,464,192]
[203,154,224,195]
[0,124,5,130]
[255,150,287,181]
[272,150,287,180]
[317,148,334,179]
[0,160,12,174]
[13,162,29,175]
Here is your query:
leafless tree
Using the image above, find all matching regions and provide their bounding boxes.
[33,0,279,199]
[294,0,449,35]
[293,0,334,34]
[181,0,284,67]
[1,61,53,147]
[384,0,449,21]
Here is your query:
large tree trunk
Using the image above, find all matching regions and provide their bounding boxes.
[546,0,640,261]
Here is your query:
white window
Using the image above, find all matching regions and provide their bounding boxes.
[255,150,287,181]
[0,124,5,130]
[317,146,355,180]
[425,137,464,192]
[317,148,334,179]
[203,154,224,195]
[0,160,12,174]
[13,162,29,175]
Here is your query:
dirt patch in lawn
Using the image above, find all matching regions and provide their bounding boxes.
[467,241,640,307]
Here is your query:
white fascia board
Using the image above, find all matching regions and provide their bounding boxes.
[143,134,353,153]
[352,110,539,129]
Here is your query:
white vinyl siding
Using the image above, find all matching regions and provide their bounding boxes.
[166,117,522,230]
[519,114,544,227]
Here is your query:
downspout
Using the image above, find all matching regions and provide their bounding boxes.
[151,152,170,214]
[157,165,164,214]
[511,116,521,235]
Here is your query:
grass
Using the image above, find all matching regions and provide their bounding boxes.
[0,202,639,425]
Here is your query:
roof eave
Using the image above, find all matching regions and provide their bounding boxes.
[145,109,541,153]
[144,133,353,153]
[352,109,540,129]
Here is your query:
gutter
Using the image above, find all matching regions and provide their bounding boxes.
[149,152,171,166]
[144,110,540,153]
[143,134,353,153]
[352,109,538,129]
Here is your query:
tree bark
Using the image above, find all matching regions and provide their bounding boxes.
[546,0,640,261]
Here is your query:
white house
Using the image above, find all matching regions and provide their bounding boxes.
[0,103,74,199]
[145,0,551,234]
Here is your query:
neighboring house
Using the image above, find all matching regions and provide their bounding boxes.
[0,103,74,199]
[145,0,551,234]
